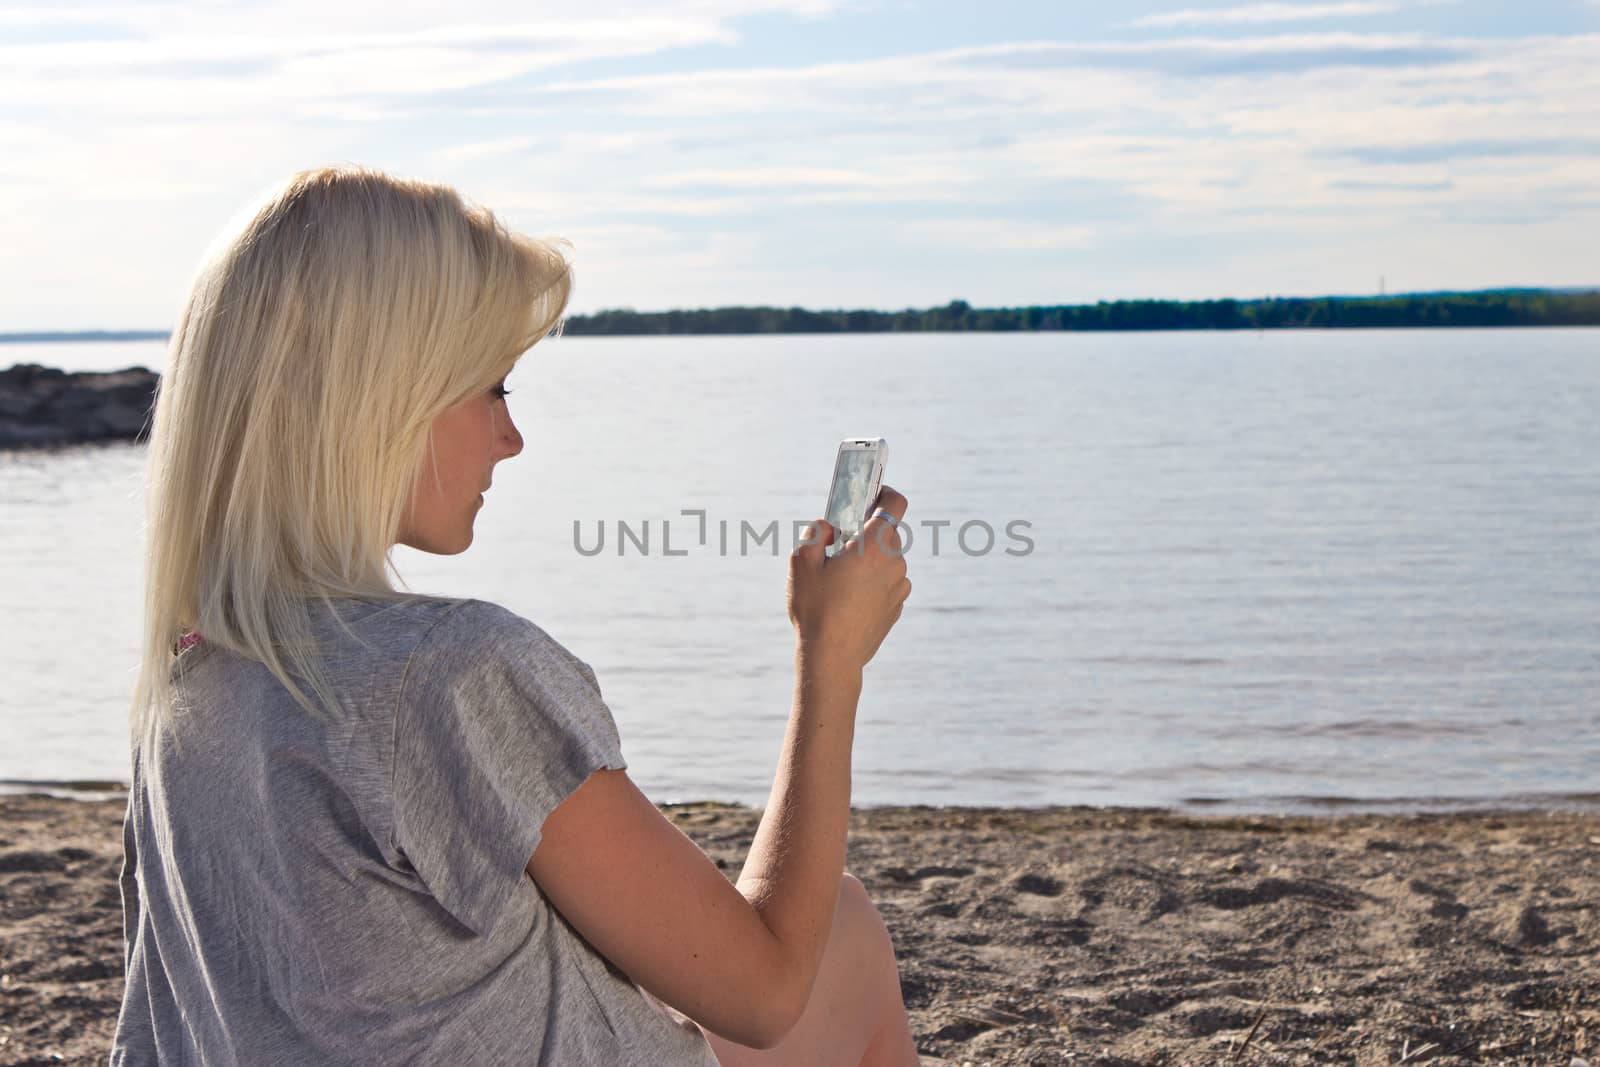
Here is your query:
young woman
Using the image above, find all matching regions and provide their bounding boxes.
[114,164,919,1065]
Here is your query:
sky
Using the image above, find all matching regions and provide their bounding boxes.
[1,0,1598,328]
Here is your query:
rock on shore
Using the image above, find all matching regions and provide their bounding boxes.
[0,364,158,449]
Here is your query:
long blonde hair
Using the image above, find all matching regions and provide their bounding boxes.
[131,164,572,749]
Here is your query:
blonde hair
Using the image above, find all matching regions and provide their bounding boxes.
[130,163,572,748]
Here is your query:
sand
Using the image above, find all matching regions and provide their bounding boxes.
[1,793,1596,1065]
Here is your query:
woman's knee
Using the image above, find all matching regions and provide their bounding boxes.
[838,872,873,923]
[840,871,869,906]
[837,872,895,959]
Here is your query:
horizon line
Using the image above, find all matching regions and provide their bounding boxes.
[4,285,1597,340]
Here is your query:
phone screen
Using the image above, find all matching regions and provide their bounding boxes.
[825,449,880,554]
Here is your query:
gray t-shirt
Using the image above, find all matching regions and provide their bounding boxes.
[111,596,720,1066]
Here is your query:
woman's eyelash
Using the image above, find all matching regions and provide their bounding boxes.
[491,384,513,400]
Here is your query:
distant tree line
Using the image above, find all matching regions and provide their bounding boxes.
[4,290,1598,345]
[563,291,1600,335]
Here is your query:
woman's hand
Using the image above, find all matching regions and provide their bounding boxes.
[787,485,912,672]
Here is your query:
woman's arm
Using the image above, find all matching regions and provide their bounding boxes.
[527,489,910,1049]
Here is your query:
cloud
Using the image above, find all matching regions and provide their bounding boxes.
[433,134,549,165]
[635,165,962,195]
[1128,2,1400,29]
[0,0,848,34]
[1329,138,1600,164]
[543,34,1477,114]
[0,18,740,109]
[904,219,1096,252]
[1327,178,1454,191]
[959,34,1467,76]
[0,0,859,120]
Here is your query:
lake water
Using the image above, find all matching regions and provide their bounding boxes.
[2,329,1597,812]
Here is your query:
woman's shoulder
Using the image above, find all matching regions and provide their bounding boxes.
[397,597,609,711]
[405,596,551,643]
[401,597,589,676]
[342,594,524,642]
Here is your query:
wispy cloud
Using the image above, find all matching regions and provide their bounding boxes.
[901,219,1097,252]
[1330,138,1600,164]
[543,34,1477,113]
[1129,2,1400,29]
[0,18,741,117]
[1327,178,1454,191]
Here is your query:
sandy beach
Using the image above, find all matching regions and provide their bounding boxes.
[1,794,1596,1066]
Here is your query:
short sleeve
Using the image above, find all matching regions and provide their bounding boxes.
[391,601,626,936]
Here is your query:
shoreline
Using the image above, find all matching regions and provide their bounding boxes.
[7,779,1600,819]
[2,794,1596,1064]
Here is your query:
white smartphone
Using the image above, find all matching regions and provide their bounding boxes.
[823,437,888,557]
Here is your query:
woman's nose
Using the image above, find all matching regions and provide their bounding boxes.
[498,408,524,459]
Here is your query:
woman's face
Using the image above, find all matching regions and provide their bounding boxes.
[395,378,523,554]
